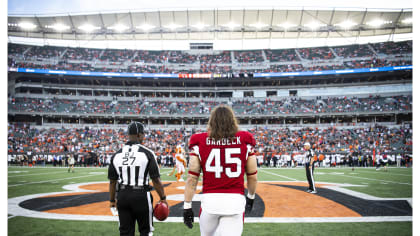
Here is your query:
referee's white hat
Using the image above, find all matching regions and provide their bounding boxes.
[304,142,311,147]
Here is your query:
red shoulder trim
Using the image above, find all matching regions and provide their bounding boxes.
[246,170,258,176]
[188,171,200,177]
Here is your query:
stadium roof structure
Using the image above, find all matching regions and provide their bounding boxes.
[8,7,413,50]
[7,7,412,50]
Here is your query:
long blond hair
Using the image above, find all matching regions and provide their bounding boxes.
[207,105,239,140]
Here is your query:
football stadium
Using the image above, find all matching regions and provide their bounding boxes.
[7,0,413,235]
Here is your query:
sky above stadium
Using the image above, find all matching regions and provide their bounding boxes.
[8,0,412,15]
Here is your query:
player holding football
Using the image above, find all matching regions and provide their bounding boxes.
[183,105,258,236]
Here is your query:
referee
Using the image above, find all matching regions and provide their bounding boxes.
[304,142,317,194]
[108,122,167,236]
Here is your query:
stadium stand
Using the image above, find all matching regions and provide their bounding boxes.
[7,123,412,167]
[264,49,300,62]
[234,50,265,63]
[7,95,412,115]
[199,51,232,64]
[371,41,412,55]
[297,47,335,60]
[332,44,374,58]
[7,40,413,168]
[7,41,412,74]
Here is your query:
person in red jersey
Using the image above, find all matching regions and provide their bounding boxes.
[183,105,258,236]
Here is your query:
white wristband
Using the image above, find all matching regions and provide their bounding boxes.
[184,201,192,209]
[247,193,255,199]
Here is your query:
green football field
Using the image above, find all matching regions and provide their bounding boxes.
[8,166,412,235]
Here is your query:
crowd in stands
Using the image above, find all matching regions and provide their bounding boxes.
[342,58,412,69]
[8,43,27,57]
[199,51,231,64]
[25,45,65,59]
[266,64,305,72]
[264,49,299,62]
[234,50,265,63]
[62,47,102,61]
[297,47,334,60]
[333,44,373,58]
[99,48,136,62]
[8,95,412,115]
[200,65,232,73]
[8,123,412,168]
[371,41,412,55]
[167,51,198,64]
[132,50,167,63]
[8,40,412,73]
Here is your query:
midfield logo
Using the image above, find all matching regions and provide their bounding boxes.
[8,181,412,222]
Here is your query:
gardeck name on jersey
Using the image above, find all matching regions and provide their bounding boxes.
[206,137,241,146]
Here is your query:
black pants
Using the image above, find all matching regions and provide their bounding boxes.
[305,163,316,191]
[117,189,154,236]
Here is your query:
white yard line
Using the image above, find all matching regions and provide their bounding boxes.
[327,173,412,185]
[354,169,412,177]
[243,216,412,223]
[160,170,171,175]
[8,174,100,187]
[259,169,299,181]
[8,215,16,219]
[8,171,71,178]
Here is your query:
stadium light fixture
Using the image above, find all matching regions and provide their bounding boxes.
[108,24,130,32]
[78,24,101,32]
[191,22,209,30]
[277,22,297,30]
[46,23,71,31]
[18,22,37,30]
[250,22,268,29]
[402,18,412,24]
[222,22,241,30]
[165,23,182,30]
[335,20,357,29]
[366,19,392,27]
[304,21,326,30]
[136,24,156,31]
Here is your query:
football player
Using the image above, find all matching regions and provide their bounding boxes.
[183,105,258,236]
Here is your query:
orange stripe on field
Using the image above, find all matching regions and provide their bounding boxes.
[45,201,113,215]
[41,182,361,218]
[258,183,361,217]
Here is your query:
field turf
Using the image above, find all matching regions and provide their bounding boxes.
[8,166,412,235]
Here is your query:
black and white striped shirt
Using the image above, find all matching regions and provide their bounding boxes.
[305,149,315,164]
[108,141,160,186]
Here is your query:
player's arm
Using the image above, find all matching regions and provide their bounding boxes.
[184,154,200,202]
[183,154,201,229]
[246,155,258,195]
[107,155,118,208]
[149,153,167,205]
[109,179,117,208]
[151,177,167,205]
[245,154,258,214]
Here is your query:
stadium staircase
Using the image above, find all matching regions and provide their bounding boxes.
[294,48,305,61]
[367,44,378,56]
[329,47,339,58]
[261,50,268,62]
[22,46,32,57]
[59,49,68,59]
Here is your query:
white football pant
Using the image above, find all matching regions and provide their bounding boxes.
[199,210,243,236]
